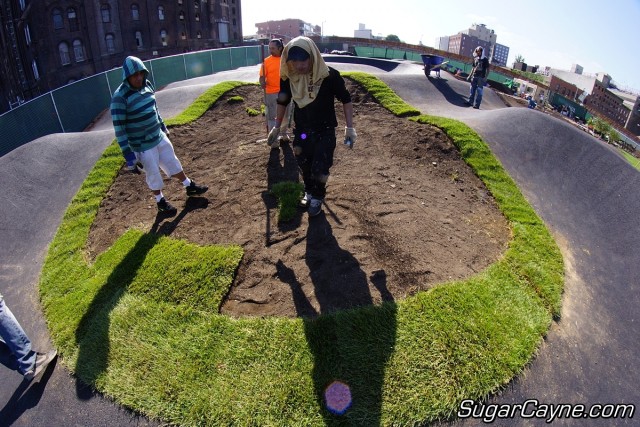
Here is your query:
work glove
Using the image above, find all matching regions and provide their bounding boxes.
[344,127,357,149]
[267,126,280,148]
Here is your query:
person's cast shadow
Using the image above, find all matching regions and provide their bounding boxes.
[276,210,397,424]
[73,196,208,400]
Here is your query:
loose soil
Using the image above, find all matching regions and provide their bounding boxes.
[87,81,511,318]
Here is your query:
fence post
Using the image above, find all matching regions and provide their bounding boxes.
[50,92,65,133]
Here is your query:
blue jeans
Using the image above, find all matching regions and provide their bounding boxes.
[0,296,36,375]
[469,77,485,107]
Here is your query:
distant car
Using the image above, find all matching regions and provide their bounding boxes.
[330,50,356,56]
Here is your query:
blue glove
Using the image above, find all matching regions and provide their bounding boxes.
[124,151,141,174]
[124,151,136,163]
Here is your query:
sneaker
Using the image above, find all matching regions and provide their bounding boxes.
[308,198,323,217]
[157,197,177,216]
[24,350,57,382]
[473,105,480,109]
[186,180,208,196]
[299,192,311,208]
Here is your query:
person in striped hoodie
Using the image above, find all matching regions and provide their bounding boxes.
[111,56,208,216]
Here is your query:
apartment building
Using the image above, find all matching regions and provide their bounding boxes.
[0,0,243,113]
[447,33,491,59]
[254,19,320,42]
[441,23,508,66]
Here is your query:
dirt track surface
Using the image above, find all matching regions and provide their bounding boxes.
[87,82,511,318]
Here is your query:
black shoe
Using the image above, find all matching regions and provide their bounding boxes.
[24,350,57,382]
[473,105,480,109]
[186,180,208,196]
[157,198,177,216]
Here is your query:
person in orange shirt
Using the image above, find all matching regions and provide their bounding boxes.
[259,38,292,149]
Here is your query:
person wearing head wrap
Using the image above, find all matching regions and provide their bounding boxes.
[267,36,356,217]
[466,46,490,109]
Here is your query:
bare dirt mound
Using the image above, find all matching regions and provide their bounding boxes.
[87,82,510,318]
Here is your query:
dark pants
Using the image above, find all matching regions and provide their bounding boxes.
[293,128,336,199]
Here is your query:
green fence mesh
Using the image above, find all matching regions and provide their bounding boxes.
[150,56,188,88]
[54,75,112,132]
[0,94,62,156]
[185,51,215,79]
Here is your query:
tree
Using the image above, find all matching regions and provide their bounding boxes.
[385,34,401,42]
[515,54,526,63]
[587,117,612,138]
[608,128,620,143]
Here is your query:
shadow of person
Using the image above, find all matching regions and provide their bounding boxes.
[429,75,470,107]
[278,213,397,423]
[73,232,161,400]
[262,141,302,246]
[150,196,209,236]
[0,358,57,425]
[73,197,205,399]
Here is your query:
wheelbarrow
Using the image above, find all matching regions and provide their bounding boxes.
[421,54,448,78]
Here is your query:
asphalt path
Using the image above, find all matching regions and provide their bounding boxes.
[1,58,637,426]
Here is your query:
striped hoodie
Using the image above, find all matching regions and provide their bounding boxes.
[110,56,167,157]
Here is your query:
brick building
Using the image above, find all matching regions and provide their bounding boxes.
[254,18,320,43]
[584,82,628,128]
[447,33,491,60]
[0,0,243,113]
[549,75,583,103]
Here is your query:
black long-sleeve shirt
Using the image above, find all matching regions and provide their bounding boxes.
[278,67,351,131]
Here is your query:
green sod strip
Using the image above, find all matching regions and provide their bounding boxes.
[39,74,563,426]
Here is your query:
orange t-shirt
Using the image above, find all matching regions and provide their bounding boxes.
[260,55,282,94]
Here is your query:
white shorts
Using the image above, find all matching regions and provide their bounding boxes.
[138,134,183,191]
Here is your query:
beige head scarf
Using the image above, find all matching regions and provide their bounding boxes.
[280,36,330,108]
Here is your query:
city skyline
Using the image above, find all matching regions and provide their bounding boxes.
[242,0,640,92]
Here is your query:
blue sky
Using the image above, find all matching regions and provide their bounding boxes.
[241,0,640,92]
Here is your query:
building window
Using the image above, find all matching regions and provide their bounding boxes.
[106,34,115,52]
[53,9,64,29]
[196,31,202,39]
[160,29,168,46]
[195,13,200,21]
[181,31,186,40]
[73,39,85,62]
[131,4,140,20]
[24,25,31,45]
[68,8,79,31]
[59,42,71,65]
[194,1,199,9]
[158,6,165,20]
[179,11,185,20]
[32,59,40,80]
[19,0,26,10]
[135,31,143,48]
[101,4,111,23]
[178,0,182,4]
